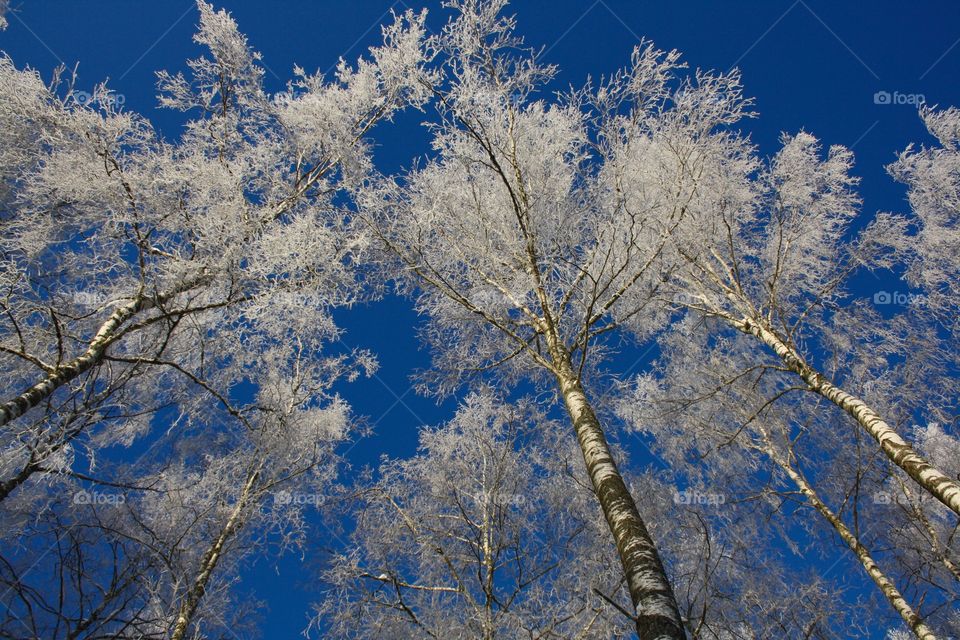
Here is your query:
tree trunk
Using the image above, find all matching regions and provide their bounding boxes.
[736,318,960,517]
[0,413,88,503]
[0,276,208,429]
[170,467,259,640]
[549,343,685,640]
[767,450,937,640]
[895,478,960,583]
[0,459,38,502]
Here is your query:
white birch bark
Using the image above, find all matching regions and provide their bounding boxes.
[894,479,960,583]
[734,317,960,517]
[0,456,40,501]
[0,275,210,429]
[767,450,938,640]
[169,466,260,640]
[548,338,685,640]
[481,457,495,640]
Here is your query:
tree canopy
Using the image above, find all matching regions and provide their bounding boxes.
[0,2,957,639]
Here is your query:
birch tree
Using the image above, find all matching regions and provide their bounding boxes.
[652,126,960,516]
[888,107,960,326]
[0,4,410,636]
[358,2,768,634]
[874,422,960,610]
[0,1,430,518]
[317,391,634,639]
[161,347,359,640]
[0,342,362,639]
[0,0,430,459]
[621,318,958,638]
[321,389,855,639]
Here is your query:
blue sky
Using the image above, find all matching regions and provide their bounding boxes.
[2,1,958,637]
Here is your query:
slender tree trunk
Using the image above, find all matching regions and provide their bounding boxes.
[767,450,937,640]
[0,298,145,427]
[0,276,208,429]
[481,461,495,640]
[0,413,87,503]
[0,459,38,502]
[170,467,259,640]
[895,478,960,583]
[482,516,494,640]
[548,340,684,640]
[735,318,960,517]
